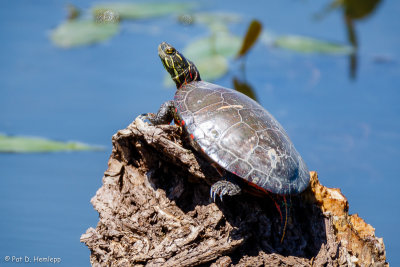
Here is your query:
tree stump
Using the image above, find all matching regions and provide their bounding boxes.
[81,118,387,266]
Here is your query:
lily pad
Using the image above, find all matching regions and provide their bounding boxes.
[184,33,240,79]
[274,35,354,54]
[51,20,119,48]
[0,135,102,153]
[192,54,228,82]
[92,2,194,20]
[184,33,241,61]
[189,12,241,27]
[178,12,242,34]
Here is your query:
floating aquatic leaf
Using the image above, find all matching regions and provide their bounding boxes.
[0,135,102,153]
[274,35,354,54]
[94,9,120,23]
[191,12,241,26]
[193,55,228,82]
[178,14,195,25]
[180,12,242,34]
[259,31,276,46]
[237,20,262,58]
[51,20,119,48]
[233,77,258,101]
[184,33,241,60]
[92,2,194,20]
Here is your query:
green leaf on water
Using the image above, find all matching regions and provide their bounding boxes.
[92,2,195,20]
[194,55,229,82]
[184,33,242,60]
[50,20,119,48]
[184,33,240,79]
[0,135,103,153]
[178,12,242,34]
[193,12,241,25]
[274,35,354,54]
[237,19,262,58]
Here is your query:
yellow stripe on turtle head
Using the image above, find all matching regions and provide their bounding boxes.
[173,67,179,78]
[164,58,170,68]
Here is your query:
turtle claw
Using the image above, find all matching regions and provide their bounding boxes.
[210,180,242,202]
[210,187,217,202]
[221,188,228,200]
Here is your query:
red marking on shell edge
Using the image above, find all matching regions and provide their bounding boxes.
[243,179,268,194]
[175,108,178,113]
[190,134,194,139]
[181,120,185,126]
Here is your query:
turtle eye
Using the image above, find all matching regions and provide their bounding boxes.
[165,47,175,54]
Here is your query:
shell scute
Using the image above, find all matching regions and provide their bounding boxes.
[174,81,309,194]
[220,122,258,159]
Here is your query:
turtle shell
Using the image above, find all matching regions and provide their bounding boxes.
[174,81,309,195]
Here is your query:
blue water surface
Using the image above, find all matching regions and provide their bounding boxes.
[1,0,399,266]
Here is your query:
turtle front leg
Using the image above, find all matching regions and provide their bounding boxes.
[210,175,242,202]
[140,100,175,125]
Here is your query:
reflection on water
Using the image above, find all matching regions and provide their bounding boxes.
[233,76,258,101]
[316,0,382,79]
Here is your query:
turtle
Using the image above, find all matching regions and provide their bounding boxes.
[141,41,310,202]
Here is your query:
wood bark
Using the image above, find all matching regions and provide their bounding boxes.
[81,118,387,266]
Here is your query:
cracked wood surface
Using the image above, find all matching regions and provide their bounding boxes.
[81,118,387,266]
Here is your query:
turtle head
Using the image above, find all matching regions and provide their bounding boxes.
[158,42,201,88]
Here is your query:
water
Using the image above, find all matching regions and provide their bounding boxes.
[1,1,399,266]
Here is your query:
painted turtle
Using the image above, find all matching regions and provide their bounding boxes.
[142,42,310,201]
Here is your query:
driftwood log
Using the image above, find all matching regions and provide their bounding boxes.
[81,118,388,266]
